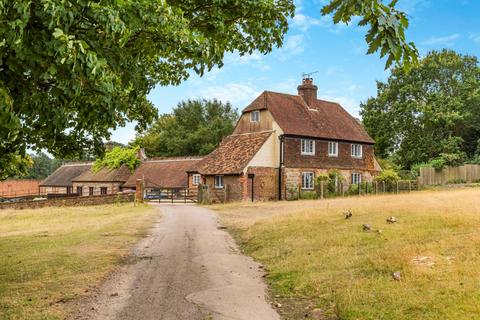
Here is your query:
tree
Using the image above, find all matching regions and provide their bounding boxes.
[93,146,141,172]
[22,152,62,180]
[361,50,480,169]
[132,99,238,157]
[1,0,417,178]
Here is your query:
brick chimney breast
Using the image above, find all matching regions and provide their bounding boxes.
[297,78,318,106]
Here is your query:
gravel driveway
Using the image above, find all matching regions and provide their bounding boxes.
[69,203,279,320]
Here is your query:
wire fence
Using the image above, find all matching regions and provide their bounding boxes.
[288,180,419,201]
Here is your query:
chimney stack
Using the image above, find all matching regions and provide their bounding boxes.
[297,77,318,106]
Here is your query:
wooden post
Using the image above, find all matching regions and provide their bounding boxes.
[383,181,386,193]
[320,181,324,200]
[224,185,228,203]
[135,179,144,204]
[409,181,412,192]
[375,181,378,195]
[184,189,187,203]
[341,182,345,197]
[396,181,399,194]
[358,182,361,196]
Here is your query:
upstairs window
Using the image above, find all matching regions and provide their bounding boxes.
[192,174,201,186]
[301,139,315,155]
[214,175,224,189]
[328,141,338,157]
[351,173,362,185]
[351,144,363,158]
[250,110,260,122]
[302,172,314,190]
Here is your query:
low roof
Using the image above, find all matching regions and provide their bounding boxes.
[72,165,132,183]
[197,131,272,175]
[40,162,93,187]
[242,91,374,144]
[123,157,203,189]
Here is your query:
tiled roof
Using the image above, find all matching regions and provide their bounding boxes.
[123,158,203,189]
[72,165,132,183]
[40,163,92,187]
[242,91,374,144]
[197,131,272,175]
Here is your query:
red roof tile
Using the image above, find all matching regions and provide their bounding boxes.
[243,91,374,144]
[123,158,203,189]
[197,131,272,175]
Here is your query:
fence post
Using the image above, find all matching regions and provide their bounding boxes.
[409,181,412,192]
[396,181,399,194]
[383,181,386,193]
[320,181,324,200]
[341,182,345,197]
[375,181,378,195]
[135,179,144,204]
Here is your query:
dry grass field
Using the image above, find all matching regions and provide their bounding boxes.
[0,203,157,320]
[213,188,480,320]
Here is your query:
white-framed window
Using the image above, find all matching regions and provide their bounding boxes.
[301,139,315,155]
[351,172,362,185]
[214,175,224,189]
[328,141,338,157]
[302,172,315,190]
[351,144,363,158]
[192,174,201,186]
[250,110,260,122]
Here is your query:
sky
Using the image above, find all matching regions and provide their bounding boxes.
[110,0,480,144]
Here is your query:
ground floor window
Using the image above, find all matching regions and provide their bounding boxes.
[89,187,94,196]
[100,187,107,195]
[214,175,224,189]
[192,174,201,186]
[67,186,73,195]
[351,172,362,185]
[302,172,314,190]
[76,186,83,195]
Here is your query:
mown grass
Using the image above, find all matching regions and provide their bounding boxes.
[0,203,157,320]
[213,188,480,320]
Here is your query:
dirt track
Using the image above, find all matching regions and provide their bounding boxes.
[68,204,279,320]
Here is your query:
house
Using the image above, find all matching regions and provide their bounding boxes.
[196,77,381,202]
[122,157,203,195]
[39,162,92,196]
[71,165,132,196]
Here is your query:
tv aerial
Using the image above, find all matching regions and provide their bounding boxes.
[302,71,319,80]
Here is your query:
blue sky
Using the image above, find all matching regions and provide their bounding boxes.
[111,0,480,144]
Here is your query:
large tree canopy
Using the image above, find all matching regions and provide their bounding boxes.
[1,0,417,179]
[361,50,480,169]
[132,99,238,157]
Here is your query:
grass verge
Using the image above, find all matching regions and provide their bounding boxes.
[0,203,157,320]
[213,188,480,320]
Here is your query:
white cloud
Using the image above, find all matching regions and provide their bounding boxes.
[292,13,322,31]
[421,34,460,46]
[194,83,260,106]
[469,34,480,44]
[277,35,305,61]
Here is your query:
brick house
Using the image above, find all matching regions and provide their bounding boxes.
[196,78,381,201]
[123,157,203,195]
[72,165,132,196]
[39,162,92,195]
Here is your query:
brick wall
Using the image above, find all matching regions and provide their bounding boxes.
[283,137,376,171]
[246,167,279,201]
[72,182,123,196]
[0,193,134,210]
[0,180,40,198]
[281,167,375,199]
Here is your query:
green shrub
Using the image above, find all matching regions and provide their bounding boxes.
[429,158,446,170]
[446,179,467,184]
[93,146,141,172]
[299,191,318,200]
[374,169,400,184]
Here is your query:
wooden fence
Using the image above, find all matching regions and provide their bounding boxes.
[418,164,480,185]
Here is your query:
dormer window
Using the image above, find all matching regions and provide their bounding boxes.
[301,139,315,155]
[250,110,260,122]
[351,144,363,158]
[328,142,338,157]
